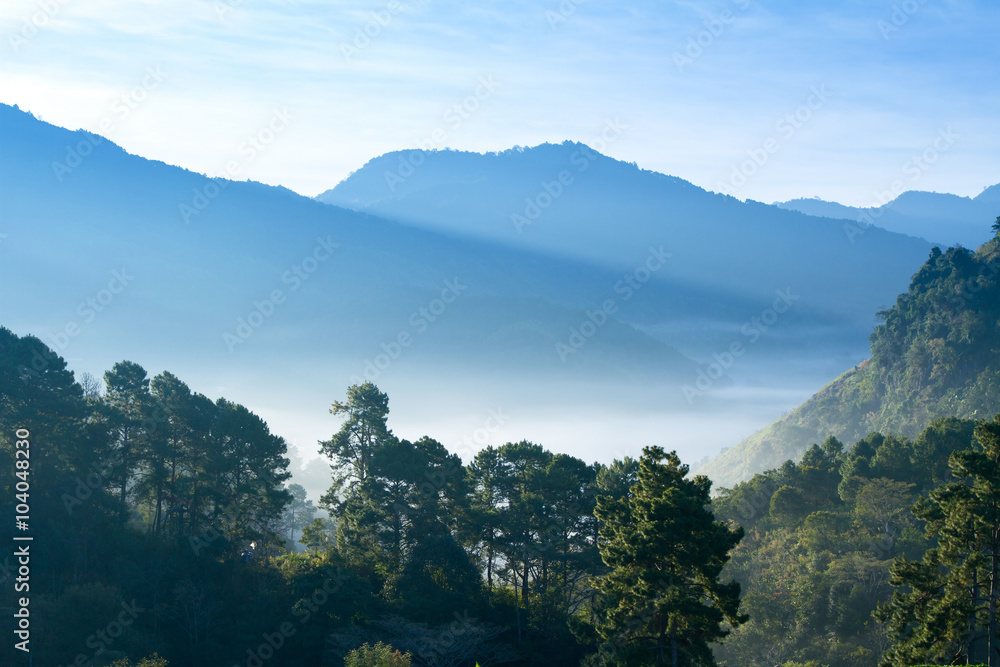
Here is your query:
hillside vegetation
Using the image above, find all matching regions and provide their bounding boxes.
[702,233,1000,487]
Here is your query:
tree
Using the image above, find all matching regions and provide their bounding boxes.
[993,215,1000,237]
[590,446,746,666]
[110,654,169,667]
[143,371,199,535]
[345,642,412,667]
[853,478,915,558]
[279,483,317,548]
[465,445,508,592]
[104,360,153,514]
[301,516,337,553]
[320,382,393,511]
[204,399,292,556]
[494,440,551,644]
[879,414,1000,666]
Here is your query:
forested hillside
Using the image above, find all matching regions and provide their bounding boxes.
[702,229,1000,486]
[0,326,733,667]
[714,419,955,665]
[3,325,1000,666]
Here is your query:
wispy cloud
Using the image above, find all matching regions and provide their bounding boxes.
[2,0,997,204]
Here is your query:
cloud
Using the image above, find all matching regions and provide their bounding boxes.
[1,0,997,204]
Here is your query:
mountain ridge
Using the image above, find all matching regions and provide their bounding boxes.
[699,235,1000,487]
[777,185,999,249]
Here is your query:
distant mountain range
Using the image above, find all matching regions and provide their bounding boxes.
[699,235,1000,487]
[777,187,1000,249]
[317,144,936,331]
[0,103,972,489]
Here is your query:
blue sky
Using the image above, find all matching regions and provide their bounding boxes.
[2,0,998,206]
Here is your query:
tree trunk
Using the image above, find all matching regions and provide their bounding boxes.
[990,527,999,667]
[120,431,130,515]
[486,543,493,592]
[514,569,522,646]
[652,612,665,666]
[671,629,679,667]
[522,553,530,636]
[153,477,163,535]
[971,567,980,664]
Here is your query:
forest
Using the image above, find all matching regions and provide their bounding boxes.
[2,317,999,666]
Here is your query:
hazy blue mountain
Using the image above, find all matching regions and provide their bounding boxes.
[0,104,712,382]
[778,185,999,248]
[0,103,748,488]
[317,144,935,334]
[0,104,947,488]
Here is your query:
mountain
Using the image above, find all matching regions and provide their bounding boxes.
[699,235,1000,487]
[317,144,935,336]
[0,103,728,481]
[777,185,1000,248]
[0,103,945,481]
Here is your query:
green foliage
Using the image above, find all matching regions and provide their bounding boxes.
[15,317,1000,667]
[110,655,170,667]
[320,381,393,510]
[301,516,337,552]
[715,417,985,667]
[589,446,745,666]
[877,413,1000,666]
[344,642,412,667]
[703,238,1000,487]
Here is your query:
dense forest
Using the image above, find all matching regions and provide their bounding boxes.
[704,230,1000,486]
[2,323,999,666]
[2,227,1000,667]
[0,329,746,667]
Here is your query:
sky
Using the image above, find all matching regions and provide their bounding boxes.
[2,0,998,207]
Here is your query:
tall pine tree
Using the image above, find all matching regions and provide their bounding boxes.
[590,446,745,667]
[879,413,1000,666]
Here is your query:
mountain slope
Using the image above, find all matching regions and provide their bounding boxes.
[700,237,1000,487]
[317,143,935,332]
[0,104,701,377]
[778,185,1000,248]
[0,103,727,471]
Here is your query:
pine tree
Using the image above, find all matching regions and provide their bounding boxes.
[878,413,1000,666]
[104,360,153,516]
[590,446,745,666]
[320,382,393,511]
